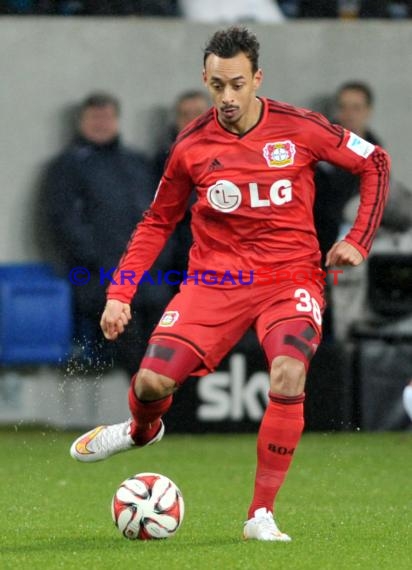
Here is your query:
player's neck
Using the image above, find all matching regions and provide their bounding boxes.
[224,97,263,135]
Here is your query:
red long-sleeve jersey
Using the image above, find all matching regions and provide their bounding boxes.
[108,97,390,303]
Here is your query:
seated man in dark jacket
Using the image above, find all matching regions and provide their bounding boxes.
[43,92,174,373]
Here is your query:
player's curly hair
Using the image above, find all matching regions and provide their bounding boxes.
[203,26,260,74]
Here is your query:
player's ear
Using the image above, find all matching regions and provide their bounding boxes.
[202,69,207,85]
[253,68,263,90]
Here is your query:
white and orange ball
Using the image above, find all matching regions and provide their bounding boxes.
[111,472,184,540]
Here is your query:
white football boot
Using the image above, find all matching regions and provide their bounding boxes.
[243,508,292,542]
[70,419,165,462]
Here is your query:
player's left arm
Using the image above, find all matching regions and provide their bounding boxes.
[309,116,391,265]
[325,239,363,267]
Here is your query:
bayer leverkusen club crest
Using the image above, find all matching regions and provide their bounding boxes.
[159,310,180,327]
[263,140,296,168]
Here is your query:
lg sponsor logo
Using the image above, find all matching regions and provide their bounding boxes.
[197,353,269,422]
[207,179,293,213]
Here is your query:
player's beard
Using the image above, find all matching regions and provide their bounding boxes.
[219,105,241,124]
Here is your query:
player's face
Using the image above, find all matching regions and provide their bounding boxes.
[203,52,263,134]
[336,89,372,136]
[79,104,120,145]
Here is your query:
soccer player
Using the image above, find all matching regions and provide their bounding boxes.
[70,27,390,541]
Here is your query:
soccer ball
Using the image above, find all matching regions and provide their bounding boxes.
[111,472,184,540]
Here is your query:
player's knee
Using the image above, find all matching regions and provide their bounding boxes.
[269,356,306,396]
[133,368,176,401]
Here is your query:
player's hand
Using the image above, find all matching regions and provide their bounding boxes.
[325,240,364,267]
[100,299,131,340]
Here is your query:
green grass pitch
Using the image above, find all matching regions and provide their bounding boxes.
[0,429,410,570]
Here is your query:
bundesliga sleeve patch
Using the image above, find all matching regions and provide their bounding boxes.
[346,132,375,158]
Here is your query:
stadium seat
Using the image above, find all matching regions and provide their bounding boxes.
[0,263,72,365]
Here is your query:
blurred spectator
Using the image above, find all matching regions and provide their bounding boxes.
[153,89,210,279]
[179,0,285,23]
[0,0,181,15]
[1,0,410,16]
[80,1,181,16]
[293,0,339,17]
[0,0,35,12]
[277,0,412,18]
[153,90,210,182]
[41,92,172,374]
[353,0,412,18]
[387,1,412,17]
[359,0,389,17]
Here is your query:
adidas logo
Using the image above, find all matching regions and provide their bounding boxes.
[208,158,223,171]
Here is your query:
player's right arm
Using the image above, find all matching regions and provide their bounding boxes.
[100,299,132,340]
[101,140,193,337]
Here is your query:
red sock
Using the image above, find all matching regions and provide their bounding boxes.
[248,392,305,519]
[128,376,173,446]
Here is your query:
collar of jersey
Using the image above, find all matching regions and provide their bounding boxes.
[214,96,267,139]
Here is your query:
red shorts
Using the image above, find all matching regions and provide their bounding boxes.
[149,269,325,376]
